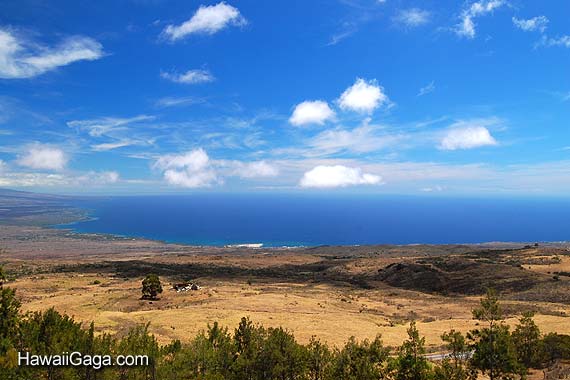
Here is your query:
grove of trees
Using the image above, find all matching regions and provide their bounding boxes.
[1,266,570,380]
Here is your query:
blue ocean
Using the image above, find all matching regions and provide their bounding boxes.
[61,194,570,247]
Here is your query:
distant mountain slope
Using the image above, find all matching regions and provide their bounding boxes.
[0,188,86,226]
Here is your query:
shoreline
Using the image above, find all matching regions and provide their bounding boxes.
[39,222,570,251]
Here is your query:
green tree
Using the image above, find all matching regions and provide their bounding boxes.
[232,317,265,380]
[257,327,307,380]
[306,337,332,380]
[468,289,522,380]
[0,284,21,374]
[332,335,388,380]
[512,312,541,369]
[0,265,6,287]
[434,330,470,380]
[541,333,570,365]
[141,274,163,300]
[391,321,433,380]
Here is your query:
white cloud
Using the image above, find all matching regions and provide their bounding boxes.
[300,165,382,188]
[91,141,135,152]
[0,159,5,172]
[308,123,401,155]
[0,170,119,187]
[0,28,103,79]
[68,115,154,137]
[76,171,120,184]
[160,69,215,84]
[154,148,219,188]
[439,124,498,150]
[154,149,280,187]
[155,96,206,107]
[417,81,436,97]
[455,0,506,39]
[162,2,246,41]
[17,144,68,171]
[394,8,431,28]
[231,161,279,178]
[289,100,335,126]
[536,35,570,49]
[512,16,549,33]
[338,78,389,114]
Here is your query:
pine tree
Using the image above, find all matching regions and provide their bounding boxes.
[468,289,522,380]
[391,321,433,380]
[512,312,542,369]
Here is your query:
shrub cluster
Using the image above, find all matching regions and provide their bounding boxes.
[1,269,570,380]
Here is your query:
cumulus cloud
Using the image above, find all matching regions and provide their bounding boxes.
[393,8,431,28]
[338,78,389,114]
[439,124,498,150]
[0,28,103,79]
[155,148,219,188]
[299,165,382,188]
[160,69,215,84]
[289,100,335,126]
[162,2,246,41]
[17,144,68,171]
[154,149,280,187]
[455,0,506,39]
[512,16,549,33]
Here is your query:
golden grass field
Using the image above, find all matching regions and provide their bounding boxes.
[2,225,569,354]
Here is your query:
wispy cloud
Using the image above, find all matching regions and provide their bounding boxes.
[535,35,570,49]
[417,81,436,97]
[512,16,549,33]
[0,28,104,79]
[0,170,119,188]
[327,21,359,46]
[393,8,432,28]
[161,2,247,41]
[68,115,154,137]
[155,96,206,108]
[160,69,215,84]
[307,123,402,156]
[455,0,507,39]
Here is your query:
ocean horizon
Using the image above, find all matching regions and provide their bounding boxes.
[58,194,570,247]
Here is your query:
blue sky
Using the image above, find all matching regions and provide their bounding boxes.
[0,0,569,195]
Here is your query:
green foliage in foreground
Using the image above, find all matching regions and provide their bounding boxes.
[1,269,570,380]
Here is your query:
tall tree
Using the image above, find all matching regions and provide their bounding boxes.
[512,312,541,369]
[391,321,433,380]
[306,337,332,380]
[468,289,522,380]
[435,330,469,380]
